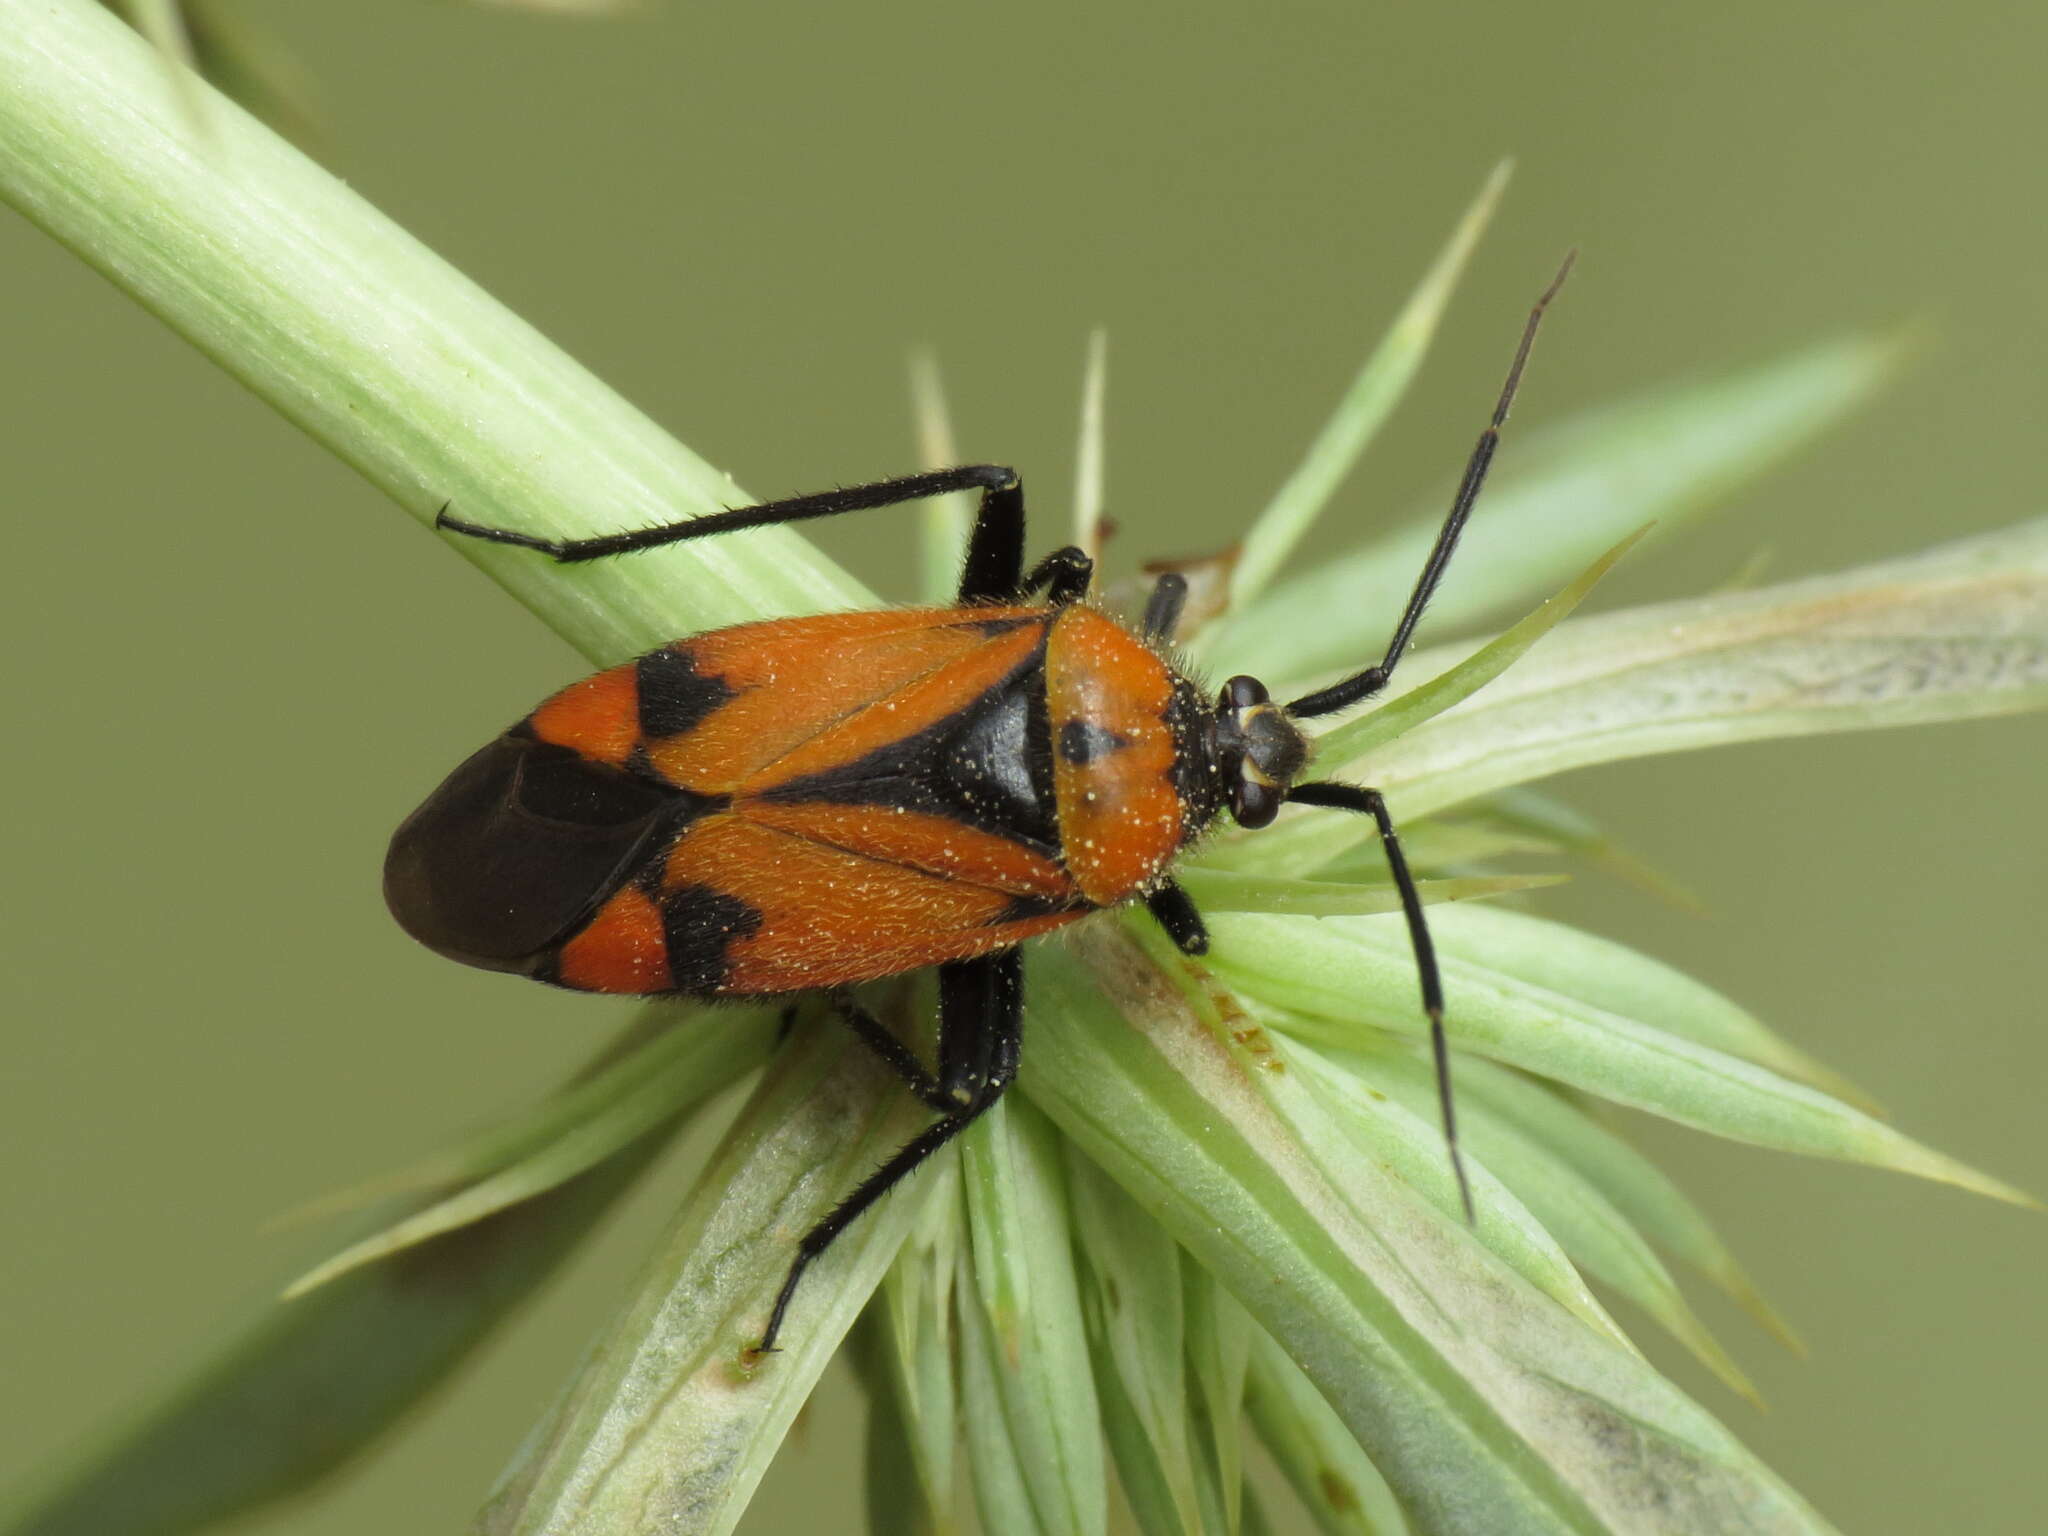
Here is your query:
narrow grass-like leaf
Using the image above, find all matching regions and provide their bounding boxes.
[1229,791,1698,917]
[1214,332,1903,682]
[1228,520,2048,896]
[1088,1327,1187,1536]
[272,1006,759,1227]
[1294,792,1690,918]
[1313,811,1558,876]
[116,0,195,72]
[178,0,318,144]
[1307,527,1648,768]
[1244,1326,1410,1536]
[1211,911,2029,1204]
[959,1276,1057,1536]
[1458,788,1705,912]
[1026,928,1841,1535]
[1415,905,1861,1106]
[958,1099,1108,1536]
[474,1025,936,1536]
[1183,1256,1253,1536]
[284,1008,775,1294]
[1335,517,2048,822]
[0,0,866,669]
[1175,867,1562,917]
[1241,1483,1284,1536]
[1,1012,689,1536]
[851,1306,950,1536]
[1306,1044,1761,1404]
[910,349,974,603]
[1372,1045,1800,1352]
[1214,1001,1630,1348]
[1223,161,1511,610]
[874,1150,966,1531]
[1067,1154,1203,1534]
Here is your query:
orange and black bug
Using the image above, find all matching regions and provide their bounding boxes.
[388,257,1573,1352]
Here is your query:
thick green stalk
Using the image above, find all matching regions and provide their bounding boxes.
[0,0,865,665]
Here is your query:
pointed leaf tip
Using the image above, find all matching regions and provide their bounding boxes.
[1223,160,1513,612]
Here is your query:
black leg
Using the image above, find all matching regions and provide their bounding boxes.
[936,949,1023,1106]
[1287,256,1575,720]
[437,464,1030,605]
[1145,880,1209,956]
[1287,780,1473,1222]
[1020,546,1094,607]
[1141,572,1189,641]
[824,991,953,1113]
[756,950,1023,1354]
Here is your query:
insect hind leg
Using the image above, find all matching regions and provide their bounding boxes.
[436,465,1031,602]
[754,950,1022,1355]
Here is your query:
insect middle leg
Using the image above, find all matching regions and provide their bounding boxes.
[756,949,1023,1354]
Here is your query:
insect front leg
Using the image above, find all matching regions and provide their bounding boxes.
[1144,880,1210,956]
[1289,779,1471,1221]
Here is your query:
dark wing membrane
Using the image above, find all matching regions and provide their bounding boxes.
[384,733,705,973]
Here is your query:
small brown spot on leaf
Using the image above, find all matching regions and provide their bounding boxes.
[1317,1466,1360,1512]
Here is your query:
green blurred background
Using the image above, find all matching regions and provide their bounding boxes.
[3,1,2043,1531]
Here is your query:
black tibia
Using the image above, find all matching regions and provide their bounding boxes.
[435,464,1031,605]
[823,992,951,1112]
[757,949,1023,1354]
[1141,572,1189,641]
[1286,254,1575,721]
[1144,879,1209,956]
[1287,779,1473,1223]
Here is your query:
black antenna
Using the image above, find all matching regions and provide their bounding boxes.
[1288,251,1576,720]
[1285,254,1577,1223]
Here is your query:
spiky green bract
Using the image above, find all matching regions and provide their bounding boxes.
[474,1025,939,1536]
[0,1008,759,1536]
[1225,518,2048,880]
[1203,332,1905,683]
[1225,160,1512,610]
[957,1099,1107,1536]
[1023,929,1841,1535]
[284,1007,777,1296]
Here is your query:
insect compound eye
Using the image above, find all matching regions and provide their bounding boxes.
[1233,777,1282,829]
[1221,675,1269,710]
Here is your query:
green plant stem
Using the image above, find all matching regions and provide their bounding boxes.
[0,0,866,665]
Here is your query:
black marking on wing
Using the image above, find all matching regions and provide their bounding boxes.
[660,884,763,994]
[760,634,1061,853]
[637,645,735,739]
[989,891,1089,926]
